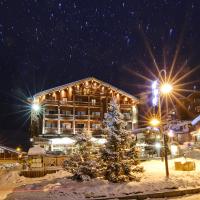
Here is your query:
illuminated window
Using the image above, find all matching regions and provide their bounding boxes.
[91,99,96,105]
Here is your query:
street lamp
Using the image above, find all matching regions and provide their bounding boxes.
[152,69,174,178]
[160,83,173,95]
[31,103,40,112]
[150,118,161,127]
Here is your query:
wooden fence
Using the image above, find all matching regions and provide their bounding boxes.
[20,169,58,178]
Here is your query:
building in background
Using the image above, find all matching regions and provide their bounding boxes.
[30,77,139,153]
[163,120,192,144]
[176,91,200,120]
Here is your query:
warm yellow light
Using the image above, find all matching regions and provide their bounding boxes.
[16,147,21,152]
[160,83,173,94]
[150,118,160,127]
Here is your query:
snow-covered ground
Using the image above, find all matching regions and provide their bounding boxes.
[0,170,71,200]
[2,155,200,200]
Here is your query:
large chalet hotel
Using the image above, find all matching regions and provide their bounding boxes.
[30,77,138,153]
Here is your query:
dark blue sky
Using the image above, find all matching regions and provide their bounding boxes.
[0,0,200,148]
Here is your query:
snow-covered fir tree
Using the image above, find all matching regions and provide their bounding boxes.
[71,129,100,181]
[101,98,143,182]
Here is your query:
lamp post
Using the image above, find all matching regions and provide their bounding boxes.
[30,101,41,144]
[152,69,173,178]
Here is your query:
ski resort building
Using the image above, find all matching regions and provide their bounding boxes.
[30,77,139,153]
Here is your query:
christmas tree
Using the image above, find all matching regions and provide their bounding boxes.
[101,98,143,182]
[71,129,100,181]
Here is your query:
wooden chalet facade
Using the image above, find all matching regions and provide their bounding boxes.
[30,77,139,153]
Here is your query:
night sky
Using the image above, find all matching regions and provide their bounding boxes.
[0,0,200,149]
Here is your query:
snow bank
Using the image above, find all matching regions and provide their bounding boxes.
[0,170,71,200]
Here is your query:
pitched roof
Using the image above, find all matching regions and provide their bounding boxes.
[33,77,138,102]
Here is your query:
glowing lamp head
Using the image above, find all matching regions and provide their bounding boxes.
[32,103,40,112]
[16,147,21,152]
[150,118,160,127]
[155,142,161,149]
[160,83,173,94]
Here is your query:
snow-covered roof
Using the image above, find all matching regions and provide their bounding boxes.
[28,145,46,156]
[33,77,138,102]
[0,145,22,155]
[192,115,200,126]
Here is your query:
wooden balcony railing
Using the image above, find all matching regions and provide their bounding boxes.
[42,99,103,107]
[60,101,73,105]
[74,101,89,106]
[60,114,73,120]
[90,115,101,120]
[89,102,101,106]
[43,99,59,105]
[75,115,88,120]
[60,128,73,135]
[120,103,132,108]
[44,127,58,134]
[45,113,58,119]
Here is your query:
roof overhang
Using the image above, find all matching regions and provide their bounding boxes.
[32,77,138,102]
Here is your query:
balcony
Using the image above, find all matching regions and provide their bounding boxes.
[89,102,101,107]
[74,101,89,106]
[120,103,132,108]
[90,115,101,120]
[45,113,58,119]
[60,100,73,106]
[60,128,73,135]
[75,115,88,120]
[43,99,59,105]
[60,114,73,120]
[44,127,58,134]
[72,128,103,136]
